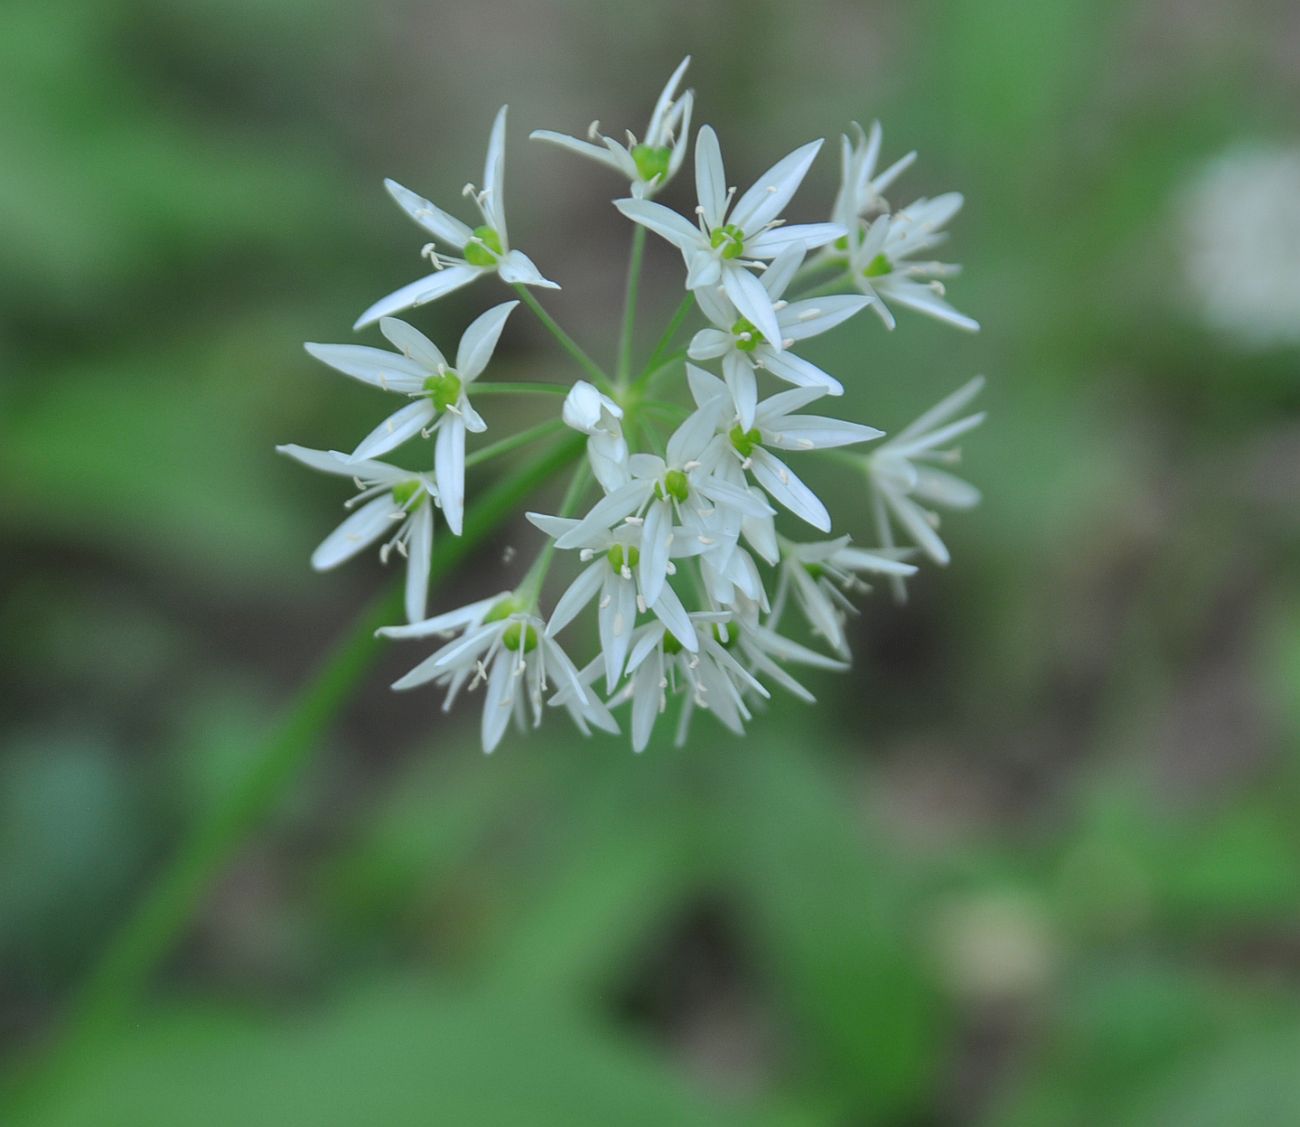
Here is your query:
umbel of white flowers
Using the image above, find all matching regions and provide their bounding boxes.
[280,59,986,754]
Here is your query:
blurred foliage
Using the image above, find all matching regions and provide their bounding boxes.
[2,0,1298,1124]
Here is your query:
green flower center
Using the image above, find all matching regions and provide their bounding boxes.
[863,252,892,278]
[654,469,690,503]
[391,480,426,508]
[631,143,672,184]
[710,223,745,259]
[484,596,527,624]
[422,370,463,412]
[501,621,538,653]
[731,317,765,352]
[662,631,684,655]
[803,562,826,581]
[729,424,762,457]
[607,544,641,571]
[464,225,503,267]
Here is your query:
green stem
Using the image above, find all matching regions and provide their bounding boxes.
[639,347,689,396]
[512,284,615,395]
[464,418,566,469]
[616,225,646,388]
[471,381,570,397]
[6,435,585,1115]
[641,292,695,378]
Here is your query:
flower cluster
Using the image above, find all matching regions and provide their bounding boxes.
[281,60,986,753]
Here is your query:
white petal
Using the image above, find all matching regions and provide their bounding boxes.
[377,318,449,371]
[549,561,605,635]
[311,494,397,570]
[459,396,487,433]
[667,399,725,465]
[631,660,662,752]
[435,416,466,535]
[496,249,559,288]
[722,351,758,431]
[353,266,480,329]
[778,295,872,341]
[694,125,727,230]
[754,386,827,423]
[456,300,517,380]
[883,489,950,564]
[555,481,650,548]
[687,328,731,360]
[879,278,979,331]
[614,198,703,252]
[913,466,981,510]
[762,414,883,451]
[748,448,830,531]
[730,139,823,232]
[404,504,433,623]
[647,56,691,145]
[685,363,727,408]
[685,249,722,289]
[483,105,509,238]
[383,179,473,247]
[637,498,673,606]
[600,575,638,691]
[747,222,845,257]
[759,349,844,395]
[277,444,356,477]
[886,411,985,459]
[650,583,697,651]
[378,593,506,639]
[525,512,582,541]
[481,648,516,753]
[303,343,426,392]
[529,130,622,172]
[351,400,435,462]
[761,244,804,299]
[893,376,986,443]
[834,547,918,576]
[722,266,782,355]
[692,474,774,518]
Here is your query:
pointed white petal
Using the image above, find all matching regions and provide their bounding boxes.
[351,400,435,462]
[883,490,950,564]
[529,130,623,171]
[759,349,844,395]
[481,648,515,753]
[434,416,466,535]
[730,139,823,232]
[456,300,517,379]
[722,351,758,431]
[762,414,883,451]
[687,328,731,360]
[614,198,702,251]
[496,250,559,288]
[353,266,480,329]
[638,498,673,606]
[548,561,605,635]
[650,583,697,651]
[303,342,427,392]
[554,481,650,548]
[893,376,986,443]
[685,363,727,409]
[761,245,804,298]
[748,448,830,530]
[685,249,722,289]
[377,592,506,639]
[311,494,397,570]
[384,179,473,246]
[694,125,727,229]
[722,266,782,354]
[778,294,872,341]
[404,504,434,622]
[747,222,845,257]
[483,105,509,238]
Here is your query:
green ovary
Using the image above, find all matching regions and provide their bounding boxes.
[391,480,426,508]
[863,253,892,277]
[631,144,672,184]
[729,425,762,458]
[607,544,641,571]
[484,596,527,624]
[501,621,538,653]
[710,223,745,260]
[464,225,503,266]
[422,370,463,412]
[655,469,689,503]
[731,317,765,351]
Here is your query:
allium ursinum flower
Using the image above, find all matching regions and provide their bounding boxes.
[305,303,516,536]
[531,57,694,199]
[561,381,629,492]
[831,120,917,229]
[867,376,985,600]
[615,126,843,350]
[526,512,704,689]
[770,536,918,657]
[717,597,849,705]
[276,445,436,623]
[613,612,768,752]
[379,593,596,753]
[686,365,883,532]
[556,396,774,607]
[688,246,870,428]
[356,107,558,329]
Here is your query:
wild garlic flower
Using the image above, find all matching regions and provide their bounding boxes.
[770,536,917,655]
[356,107,558,329]
[306,303,516,535]
[688,246,870,427]
[276,445,436,623]
[616,126,843,349]
[868,376,986,599]
[380,593,591,753]
[283,72,988,753]
[531,57,694,199]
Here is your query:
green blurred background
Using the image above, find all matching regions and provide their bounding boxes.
[2,0,1298,1123]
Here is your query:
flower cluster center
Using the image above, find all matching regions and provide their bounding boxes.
[731,317,765,351]
[607,543,641,571]
[729,424,762,457]
[422,370,463,411]
[631,144,672,184]
[709,223,745,259]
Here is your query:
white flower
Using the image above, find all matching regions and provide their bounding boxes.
[846,195,978,332]
[555,396,774,607]
[614,613,767,752]
[379,593,593,753]
[527,512,704,688]
[830,120,916,230]
[531,57,694,199]
[276,445,436,623]
[356,107,558,329]
[868,376,985,599]
[561,380,629,492]
[688,246,870,428]
[686,365,882,532]
[716,601,849,704]
[305,302,517,535]
[769,536,917,655]
[615,126,843,350]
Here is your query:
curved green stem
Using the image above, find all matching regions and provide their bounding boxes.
[471,381,570,397]
[464,418,566,469]
[5,434,586,1115]
[616,225,646,388]
[512,284,615,395]
[641,292,695,378]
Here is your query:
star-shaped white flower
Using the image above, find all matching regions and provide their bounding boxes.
[379,593,594,753]
[305,302,517,535]
[868,376,985,599]
[356,107,558,329]
[769,536,917,655]
[276,445,436,623]
[830,120,917,231]
[615,126,843,350]
[686,365,882,532]
[688,245,870,427]
[531,57,694,199]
